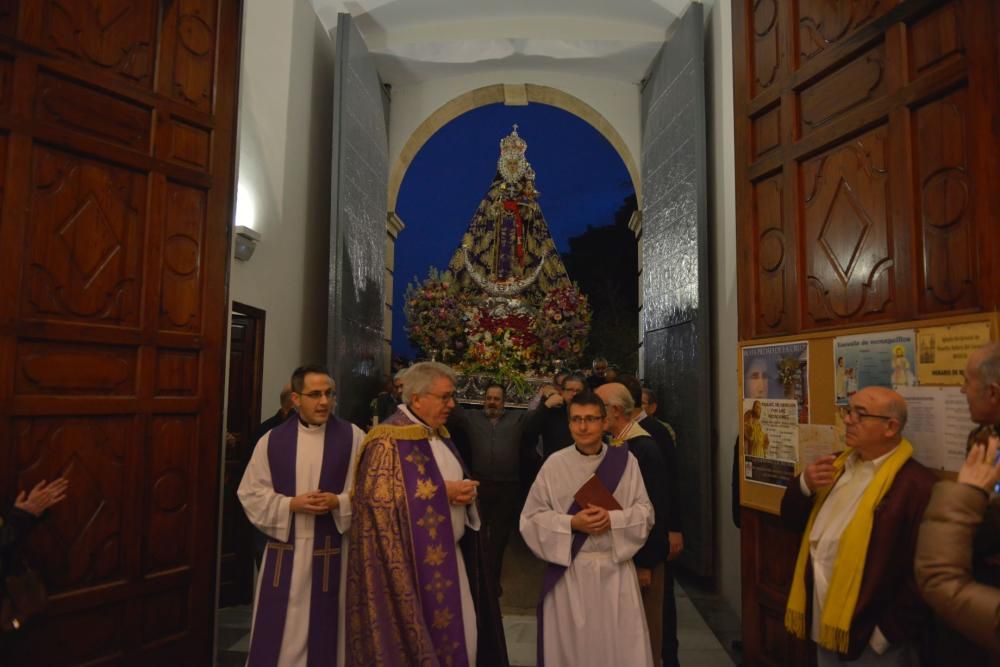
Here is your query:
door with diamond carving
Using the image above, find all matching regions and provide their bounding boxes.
[732,0,1000,664]
[0,1,242,664]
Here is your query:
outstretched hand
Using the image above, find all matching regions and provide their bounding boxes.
[958,435,1000,493]
[15,478,69,517]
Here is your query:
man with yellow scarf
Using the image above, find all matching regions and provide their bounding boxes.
[781,386,936,665]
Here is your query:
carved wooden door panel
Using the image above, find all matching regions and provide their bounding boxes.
[0,1,242,664]
[733,0,999,665]
[735,0,1000,339]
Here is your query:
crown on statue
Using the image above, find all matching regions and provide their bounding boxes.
[497,125,530,185]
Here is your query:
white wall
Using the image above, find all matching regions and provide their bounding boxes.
[232,0,335,408]
[707,0,741,616]
[387,70,642,190]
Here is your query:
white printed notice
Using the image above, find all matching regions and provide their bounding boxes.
[897,385,975,471]
[798,424,837,473]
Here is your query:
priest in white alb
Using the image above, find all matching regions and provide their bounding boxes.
[520,391,655,667]
[237,364,364,667]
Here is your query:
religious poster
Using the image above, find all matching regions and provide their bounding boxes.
[916,322,992,386]
[743,398,798,487]
[798,424,838,473]
[897,385,976,471]
[742,342,810,423]
[833,330,917,404]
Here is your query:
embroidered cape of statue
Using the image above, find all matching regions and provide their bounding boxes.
[345,408,508,667]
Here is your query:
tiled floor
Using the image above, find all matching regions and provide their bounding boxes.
[215,533,738,666]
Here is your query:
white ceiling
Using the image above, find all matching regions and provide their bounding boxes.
[310,0,703,86]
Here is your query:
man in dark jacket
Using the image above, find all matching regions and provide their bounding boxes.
[781,387,935,664]
[522,374,586,459]
[595,381,671,660]
[447,383,528,591]
[626,378,684,667]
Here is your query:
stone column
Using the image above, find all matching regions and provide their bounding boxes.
[385,212,406,373]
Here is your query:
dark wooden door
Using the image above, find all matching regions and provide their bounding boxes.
[219,303,264,608]
[0,1,243,664]
[732,0,1000,664]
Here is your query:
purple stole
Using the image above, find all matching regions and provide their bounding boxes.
[536,442,630,667]
[247,416,353,667]
[390,411,471,667]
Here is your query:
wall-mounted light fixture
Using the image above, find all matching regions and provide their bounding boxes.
[234,225,261,262]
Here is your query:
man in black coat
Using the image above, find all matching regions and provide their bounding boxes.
[626,377,685,667]
[522,374,586,459]
[595,381,671,660]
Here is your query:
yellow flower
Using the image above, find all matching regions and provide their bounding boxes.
[425,543,447,566]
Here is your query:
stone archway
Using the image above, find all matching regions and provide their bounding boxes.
[387,83,642,213]
[381,84,641,372]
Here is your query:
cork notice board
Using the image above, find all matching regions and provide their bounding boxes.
[739,313,998,515]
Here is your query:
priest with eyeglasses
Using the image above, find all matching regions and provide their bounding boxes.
[237,363,364,667]
[520,391,655,667]
[345,361,508,667]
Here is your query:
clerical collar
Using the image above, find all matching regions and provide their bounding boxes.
[298,417,324,430]
[400,405,446,438]
[613,421,635,444]
[574,442,604,457]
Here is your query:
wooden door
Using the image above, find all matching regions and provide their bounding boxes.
[219,303,264,608]
[0,1,243,664]
[732,0,1000,664]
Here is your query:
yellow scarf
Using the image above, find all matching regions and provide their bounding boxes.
[784,439,913,654]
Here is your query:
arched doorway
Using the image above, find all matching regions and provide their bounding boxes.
[389,99,640,376]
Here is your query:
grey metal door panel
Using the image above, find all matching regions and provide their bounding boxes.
[328,14,388,427]
[640,3,713,577]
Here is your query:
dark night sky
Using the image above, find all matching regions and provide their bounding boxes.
[393,102,634,358]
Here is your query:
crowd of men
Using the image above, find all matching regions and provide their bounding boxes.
[235,341,1000,667]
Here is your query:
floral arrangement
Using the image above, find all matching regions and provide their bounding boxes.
[404,271,591,381]
[532,284,591,371]
[404,268,473,364]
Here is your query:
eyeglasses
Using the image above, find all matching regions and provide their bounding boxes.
[300,389,336,400]
[836,405,892,422]
[569,415,604,425]
[423,392,456,404]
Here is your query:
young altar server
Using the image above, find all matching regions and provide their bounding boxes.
[237,364,364,667]
[520,391,655,667]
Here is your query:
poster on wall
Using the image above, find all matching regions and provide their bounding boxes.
[742,342,810,423]
[798,424,838,472]
[916,322,992,386]
[743,398,798,487]
[833,330,916,404]
[897,385,977,471]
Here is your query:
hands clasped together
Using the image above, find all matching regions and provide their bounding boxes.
[446,479,479,506]
[290,491,340,514]
[571,503,611,535]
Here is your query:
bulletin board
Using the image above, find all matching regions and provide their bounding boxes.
[739,312,999,515]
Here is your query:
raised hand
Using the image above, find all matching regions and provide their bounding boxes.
[958,435,1000,492]
[15,477,69,517]
[804,454,837,491]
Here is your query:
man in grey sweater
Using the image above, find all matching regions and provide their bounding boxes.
[448,383,528,594]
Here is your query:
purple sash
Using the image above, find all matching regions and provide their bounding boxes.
[395,430,471,667]
[247,416,353,667]
[536,443,629,667]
